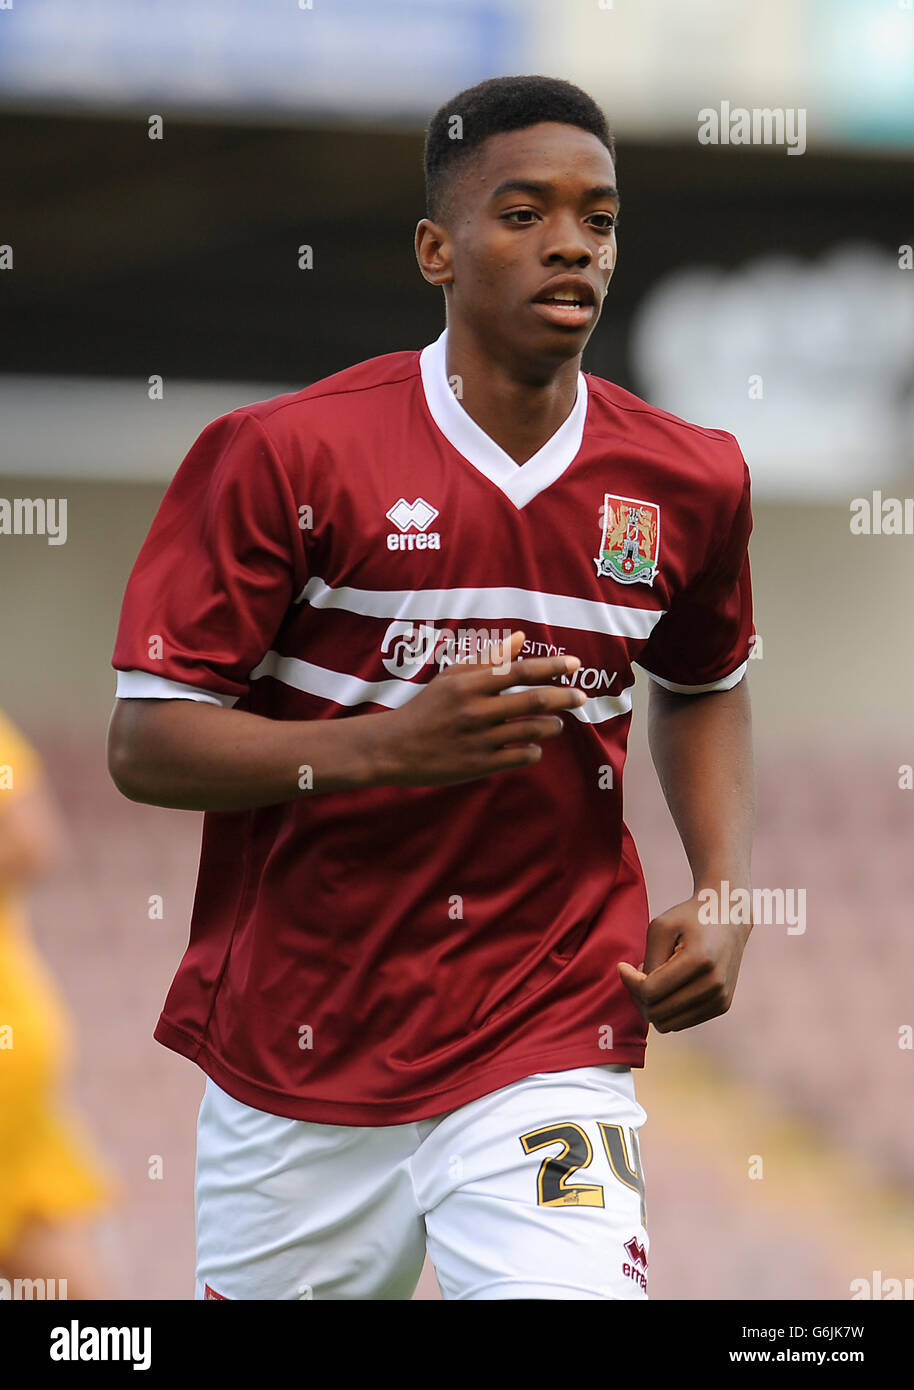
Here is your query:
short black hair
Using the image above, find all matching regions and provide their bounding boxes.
[423,74,615,223]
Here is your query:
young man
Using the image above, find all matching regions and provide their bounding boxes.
[108,75,755,1301]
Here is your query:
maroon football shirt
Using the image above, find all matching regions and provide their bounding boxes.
[112,328,754,1124]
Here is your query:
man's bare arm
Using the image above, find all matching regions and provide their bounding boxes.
[647,676,755,890]
[618,676,756,1032]
[106,632,587,812]
[107,697,390,811]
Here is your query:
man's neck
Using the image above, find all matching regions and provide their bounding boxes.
[444,323,580,465]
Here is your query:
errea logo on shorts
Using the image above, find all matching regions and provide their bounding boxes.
[386,497,442,551]
[622,1236,648,1293]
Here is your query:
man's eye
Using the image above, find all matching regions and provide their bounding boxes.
[502,209,539,223]
[589,214,617,230]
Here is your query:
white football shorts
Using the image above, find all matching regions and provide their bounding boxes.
[194,1064,649,1301]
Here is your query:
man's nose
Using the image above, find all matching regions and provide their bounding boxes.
[542,216,592,264]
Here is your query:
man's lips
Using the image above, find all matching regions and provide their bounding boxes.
[530,300,596,329]
[531,276,599,329]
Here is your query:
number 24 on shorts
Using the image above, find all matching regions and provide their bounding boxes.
[519,1121,647,1226]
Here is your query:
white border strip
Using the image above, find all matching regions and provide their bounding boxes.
[637,659,748,694]
[115,670,239,707]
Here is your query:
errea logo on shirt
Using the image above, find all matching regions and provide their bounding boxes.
[386,497,442,551]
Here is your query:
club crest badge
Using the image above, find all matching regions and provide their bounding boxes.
[594,493,661,586]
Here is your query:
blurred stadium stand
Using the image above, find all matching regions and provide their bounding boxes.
[2,0,912,1299]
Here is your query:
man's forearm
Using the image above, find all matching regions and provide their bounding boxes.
[646,677,755,890]
[107,698,397,812]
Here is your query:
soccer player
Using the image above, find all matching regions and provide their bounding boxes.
[107,75,755,1301]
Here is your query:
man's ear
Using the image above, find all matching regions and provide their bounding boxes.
[415,218,453,289]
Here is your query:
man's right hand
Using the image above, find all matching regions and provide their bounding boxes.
[107,631,587,812]
[372,629,586,787]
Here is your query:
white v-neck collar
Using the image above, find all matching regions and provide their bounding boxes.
[418,327,588,510]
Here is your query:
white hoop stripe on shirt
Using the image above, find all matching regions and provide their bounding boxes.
[294,575,664,641]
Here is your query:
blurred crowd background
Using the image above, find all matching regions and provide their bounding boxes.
[1,0,912,1299]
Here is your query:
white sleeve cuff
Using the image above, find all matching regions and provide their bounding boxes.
[638,659,748,695]
[115,669,239,707]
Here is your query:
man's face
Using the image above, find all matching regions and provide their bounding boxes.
[422,122,619,373]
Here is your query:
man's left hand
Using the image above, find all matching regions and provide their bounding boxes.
[617,892,752,1033]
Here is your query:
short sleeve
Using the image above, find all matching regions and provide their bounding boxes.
[635,455,755,694]
[112,411,307,706]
